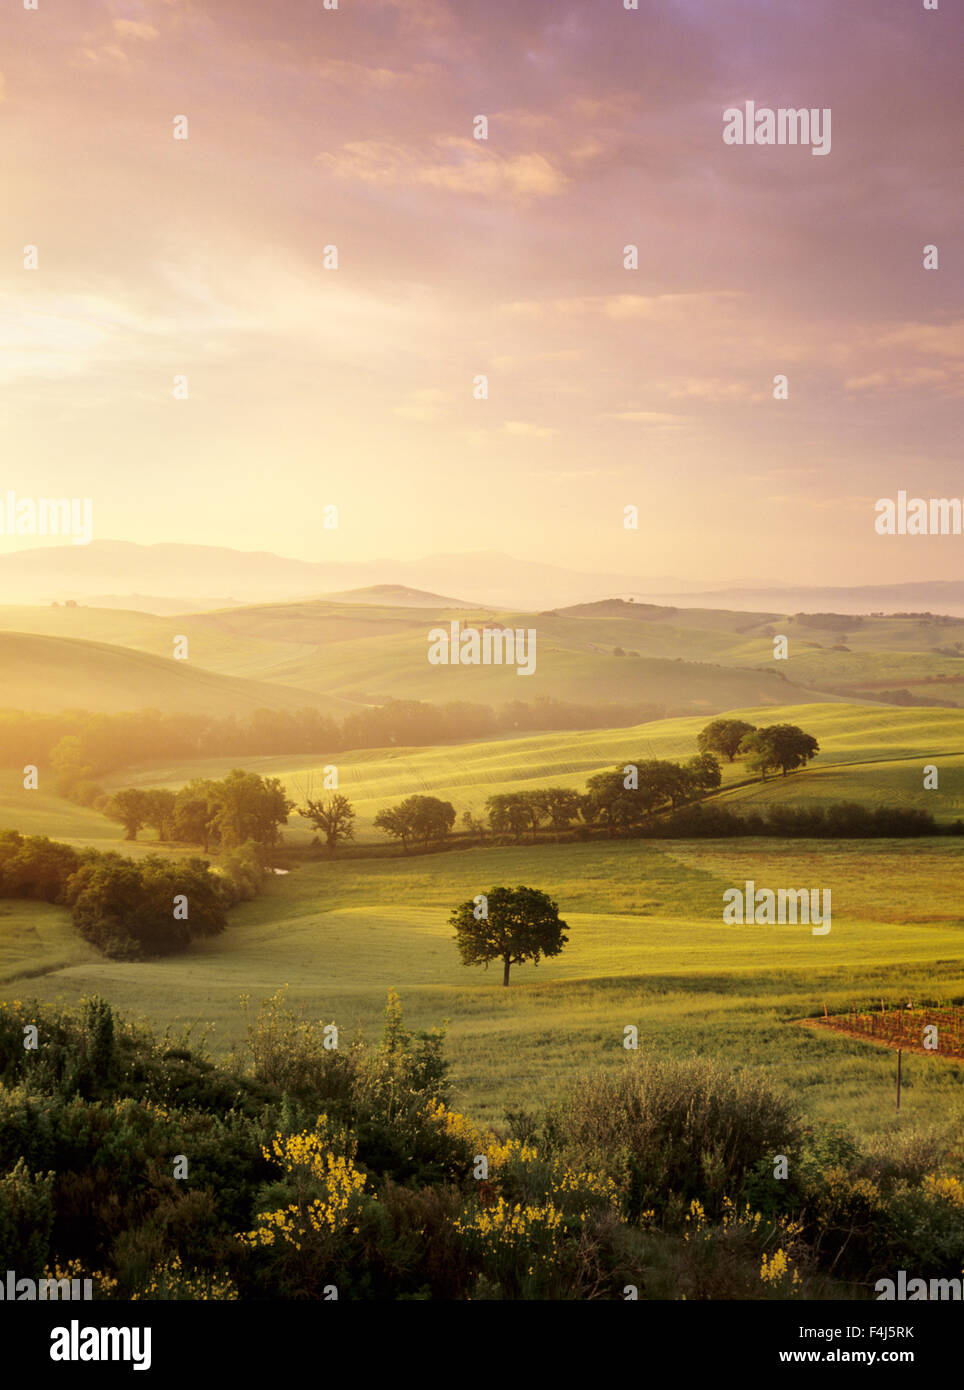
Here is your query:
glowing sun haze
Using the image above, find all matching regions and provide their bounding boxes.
[1,0,960,586]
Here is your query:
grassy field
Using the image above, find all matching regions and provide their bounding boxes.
[1,698,961,1140]
[3,837,962,1136]
[103,702,964,836]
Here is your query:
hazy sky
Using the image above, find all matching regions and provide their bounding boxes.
[1,0,961,586]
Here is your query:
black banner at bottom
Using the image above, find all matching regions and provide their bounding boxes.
[0,1298,957,1374]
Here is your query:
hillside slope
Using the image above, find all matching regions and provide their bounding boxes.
[0,631,360,717]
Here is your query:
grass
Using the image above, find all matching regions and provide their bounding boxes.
[4,836,962,1134]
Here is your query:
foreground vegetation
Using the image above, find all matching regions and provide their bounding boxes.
[2,992,963,1300]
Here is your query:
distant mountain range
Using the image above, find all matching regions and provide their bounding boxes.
[0,542,704,611]
[2,541,964,616]
[321,584,479,609]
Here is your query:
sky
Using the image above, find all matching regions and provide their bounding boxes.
[0,0,961,587]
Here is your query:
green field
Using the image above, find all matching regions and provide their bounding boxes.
[2,695,962,1140]
[3,836,962,1133]
[103,702,964,837]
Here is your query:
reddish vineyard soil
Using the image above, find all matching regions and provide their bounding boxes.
[798,1006,964,1059]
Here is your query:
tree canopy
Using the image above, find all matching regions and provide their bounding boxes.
[374,795,456,850]
[738,724,820,779]
[697,718,757,762]
[450,884,569,986]
[299,793,356,855]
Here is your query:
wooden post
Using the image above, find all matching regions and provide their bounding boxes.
[896,1048,902,1113]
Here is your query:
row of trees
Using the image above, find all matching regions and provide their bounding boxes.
[301,753,726,855]
[644,801,949,839]
[99,722,822,856]
[107,771,293,850]
[0,696,665,803]
[257,722,821,854]
[474,755,721,843]
[582,754,722,833]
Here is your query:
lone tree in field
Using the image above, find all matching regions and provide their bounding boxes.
[450,884,569,986]
[299,793,356,856]
[697,718,757,762]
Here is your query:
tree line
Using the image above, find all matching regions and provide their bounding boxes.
[344,722,821,850]
[100,722,824,855]
[106,770,293,851]
[294,753,728,855]
[0,695,665,804]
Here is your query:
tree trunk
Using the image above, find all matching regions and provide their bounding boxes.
[503,958,511,986]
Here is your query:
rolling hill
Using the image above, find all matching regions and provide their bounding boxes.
[320,584,478,608]
[0,631,361,717]
[0,599,838,714]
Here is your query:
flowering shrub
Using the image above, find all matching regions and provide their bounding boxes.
[42,1258,118,1298]
[239,1119,371,1251]
[5,994,964,1301]
[132,1255,236,1301]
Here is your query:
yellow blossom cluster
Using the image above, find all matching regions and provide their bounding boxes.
[263,1122,348,1180]
[923,1173,964,1208]
[455,1196,564,1257]
[683,1197,803,1251]
[551,1164,619,1212]
[425,1100,485,1152]
[238,1125,370,1250]
[131,1254,237,1301]
[425,1101,538,1172]
[760,1247,801,1290]
[42,1259,118,1298]
[683,1197,708,1240]
[486,1137,538,1171]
